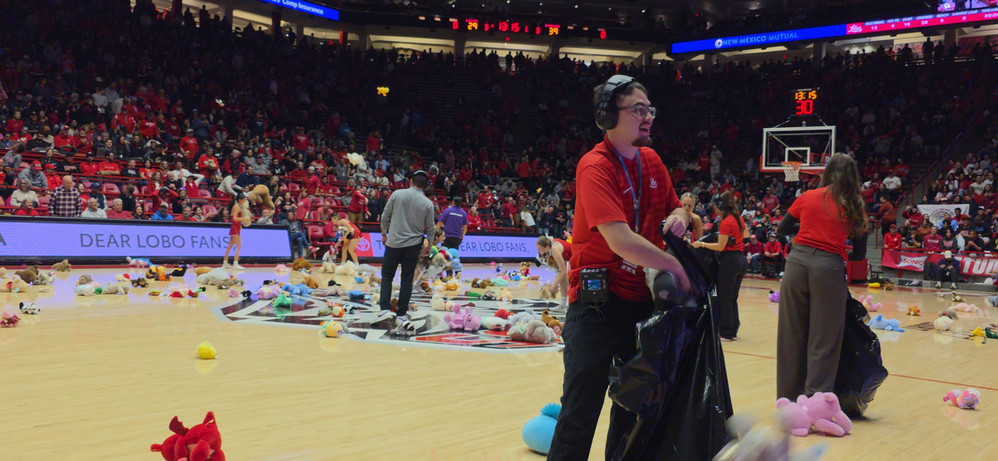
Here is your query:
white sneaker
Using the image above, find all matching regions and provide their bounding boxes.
[936,281,942,288]
[232,264,246,270]
[222,261,230,268]
[951,283,957,290]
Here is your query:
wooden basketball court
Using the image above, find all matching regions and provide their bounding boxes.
[1,264,995,460]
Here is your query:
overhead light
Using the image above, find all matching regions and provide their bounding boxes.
[641,9,646,13]
[574,4,578,8]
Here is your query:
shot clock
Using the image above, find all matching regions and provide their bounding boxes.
[793,88,818,116]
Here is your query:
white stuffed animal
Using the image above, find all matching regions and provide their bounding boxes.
[76,284,96,296]
[196,268,229,286]
[481,316,509,330]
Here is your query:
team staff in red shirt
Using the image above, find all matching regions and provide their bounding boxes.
[692,191,749,341]
[775,154,868,400]
[763,233,785,276]
[883,223,903,250]
[548,75,691,461]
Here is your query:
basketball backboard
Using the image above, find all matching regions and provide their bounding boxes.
[759,125,835,177]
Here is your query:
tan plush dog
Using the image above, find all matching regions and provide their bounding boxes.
[292,258,312,272]
[52,259,72,272]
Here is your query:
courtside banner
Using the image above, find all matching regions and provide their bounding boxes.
[353,232,537,260]
[881,249,998,276]
[0,217,291,261]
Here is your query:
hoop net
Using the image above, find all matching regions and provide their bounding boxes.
[781,161,803,182]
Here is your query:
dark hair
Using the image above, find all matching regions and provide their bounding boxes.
[453,196,465,206]
[412,174,428,189]
[593,81,648,111]
[819,154,869,238]
[712,191,744,233]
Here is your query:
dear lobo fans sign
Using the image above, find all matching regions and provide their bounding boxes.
[881,250,998,276]
[352,233,537,260]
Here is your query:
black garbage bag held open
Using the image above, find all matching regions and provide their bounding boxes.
[835,294,889,417]
[608,232,734,460]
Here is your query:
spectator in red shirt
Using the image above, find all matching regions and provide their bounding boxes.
[138,114,159,139]
[347,184,368,223]
[303,167,321,194]
[98,154,120,176]
[43,164,61,190]
[292,127,311,153]
[763,234,785,277]
[922,225,942,251]
[175,206,196,221]
[745,234,765,274]
[179,129,199,159]
[15,199,40,216]
[467,206,482,231]
[53,126,76,149]
[5,111,24,134]
[111,111,136,133]
[105,199,132,219]
[317,176,335,195]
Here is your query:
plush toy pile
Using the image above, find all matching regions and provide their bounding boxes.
[150,411,224,461]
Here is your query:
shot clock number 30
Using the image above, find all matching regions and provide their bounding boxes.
[793,88,818,116]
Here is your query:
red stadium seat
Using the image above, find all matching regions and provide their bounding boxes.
[198,190,213,199]
[308,225,324,242]
[203,205,218,217]
[288,183,301,193]
[38,196,50,211]
[102,183,120,196]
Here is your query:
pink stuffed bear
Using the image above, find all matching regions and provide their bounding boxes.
[443,304,481,331]
[943,388,981,410]
[776,392,852,437]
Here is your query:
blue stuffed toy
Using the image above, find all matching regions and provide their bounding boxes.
[348,290,365,301]
[447,248,462,273]
[867,314,904,332]
[282,283,314,297]
[522,403,560,455]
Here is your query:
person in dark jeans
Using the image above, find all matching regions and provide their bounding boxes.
[925,250,961,288]
[692,191,748,341]
[379,170,436,335]
[548,75,692,461]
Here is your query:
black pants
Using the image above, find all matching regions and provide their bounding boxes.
[548,292,653,461]
[717,251,747,339]
[443,236,463,250]
[379,243,422,316]
[925,262,960,283]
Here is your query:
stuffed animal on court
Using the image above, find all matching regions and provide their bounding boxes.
[907,306,921,316]
[951,291,965,303]
[196,268,229,286]
[273,294,293,309]
[447,248,462,274]
[18,302,39,315]
[499,287,514,303]
[857,294,882,312]
[470,278,492,289]
[714,414,827,461]
[509,319,557,344]
[15,266,40,284]
[150,411,224,461]
[431,293,446,311]
[215,276,245,290]
[291,258,312,272]
[776,392,852,437]
[867,314,904,332]
[130,276,149,288]
[320,321,345,338]
[102,281,131,295]
[522,403,560,455]
[934,316,955,331]
[768,290,780,303]
[1,310,21,328]
[194,266,212,276]
[444,304,481,331]
[196,341,217,360]
[949,303,980,313]
[327,302,346,318]
[75,282,96,297]
[256,284,280,300]
[540,310,562,335]
[52,259,71,272]
[481,316,510,330]
[971,327,986,337]
[282,283,313,297]
[943,388,981,410]
[126,256,151,267]
[494,309,513,320]
[274,264,290,275]
[490,277,509,288]
[540,284,556,299]
[444,279,460,291]
[320,260,337,273]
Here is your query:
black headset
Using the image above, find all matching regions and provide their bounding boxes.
[594,74,636,131]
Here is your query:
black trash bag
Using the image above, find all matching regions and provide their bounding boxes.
[835,295,889,417]
[608,233,733,461]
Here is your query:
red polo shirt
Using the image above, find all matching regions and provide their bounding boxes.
[719,215,746,252]
[788,186,852,259]
[883,232,903,250]
[568,140,682,303]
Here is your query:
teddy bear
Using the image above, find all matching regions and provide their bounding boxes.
[335,260,358,276]
[196,268,229,286]
[15,266,39,284]
[943,388,981,410]
[540,284,556,299]
[245,183,274,210]
[431,293,447,311]
[215,276,246,290]
[776,392,852,437]
[292,257,312,272]
[76,283,96,297]
[290,272,319,289]
[470,278,492,289]
[499,287,513,303]
[150,411,224,461]
[541,310,563,335]
[102,281,131,295]
[320,261,337,273]
[32,269,56,286]
[509,319,557,343]
[508,309,540,328]
[52,259,71,272]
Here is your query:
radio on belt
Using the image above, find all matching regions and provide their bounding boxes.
[579,267,608,305]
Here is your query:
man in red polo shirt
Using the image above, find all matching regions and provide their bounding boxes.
[548,75,691,461]
[883,223,903,250]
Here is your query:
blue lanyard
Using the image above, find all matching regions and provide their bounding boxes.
[606,139,642,232]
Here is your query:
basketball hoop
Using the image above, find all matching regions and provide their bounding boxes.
[781,161,803,182]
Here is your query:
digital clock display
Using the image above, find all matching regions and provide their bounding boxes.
[793,88,818,115]
[449,19,561,36]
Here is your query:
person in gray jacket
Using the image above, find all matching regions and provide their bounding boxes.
[378,170,435,334]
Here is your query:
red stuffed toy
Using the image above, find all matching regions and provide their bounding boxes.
[151,411,224,461]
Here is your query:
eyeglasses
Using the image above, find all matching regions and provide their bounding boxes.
[618,104,657,119]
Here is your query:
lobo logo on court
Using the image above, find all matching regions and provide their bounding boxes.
[210,292,564,353]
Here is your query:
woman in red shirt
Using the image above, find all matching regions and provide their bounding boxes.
[536,235,573,310]
[774,154,868,400]
[337,218,362,264]
[467,206,482,231]
[692,191,748,341]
